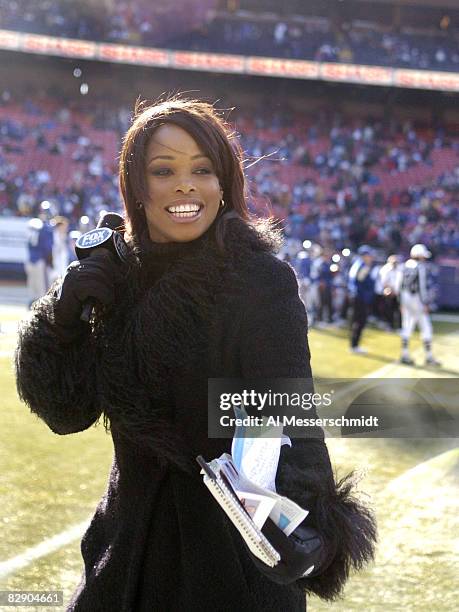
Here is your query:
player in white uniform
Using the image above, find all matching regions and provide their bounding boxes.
[49,216,70,283]
[398,244,440,366]
[25,216,54,307]
[378,254,401,330]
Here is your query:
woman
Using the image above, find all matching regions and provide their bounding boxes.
[15,97,376,611]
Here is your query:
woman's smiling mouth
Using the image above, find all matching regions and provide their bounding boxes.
[165,201,204,221]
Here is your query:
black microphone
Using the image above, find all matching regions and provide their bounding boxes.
[75,212,128,322]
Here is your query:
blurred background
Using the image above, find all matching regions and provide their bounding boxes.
[0,1,457,610]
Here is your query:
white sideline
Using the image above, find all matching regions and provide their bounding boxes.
[0,519,90,579]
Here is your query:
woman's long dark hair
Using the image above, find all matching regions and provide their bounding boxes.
[119,95,271,253]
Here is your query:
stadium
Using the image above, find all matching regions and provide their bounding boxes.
[0,0,458,610]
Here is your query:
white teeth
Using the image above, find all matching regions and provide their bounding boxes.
[167,204,201,213]
[169,210,200,218]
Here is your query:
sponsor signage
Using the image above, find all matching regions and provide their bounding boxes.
[172,51,245,72]
[22,33,96,59]
[394,69,459,92]
[246,56,319,79]
[98,43,169,66]
[320,62,393,86]
[1,28,459,92]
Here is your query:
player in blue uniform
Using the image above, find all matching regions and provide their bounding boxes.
[348,245,378,353]
[25,216,54,307]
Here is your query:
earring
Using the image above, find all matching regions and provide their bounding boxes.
[136,201,143,210]
[220,199,226,208]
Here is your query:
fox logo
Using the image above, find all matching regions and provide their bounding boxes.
[76,228,112,250]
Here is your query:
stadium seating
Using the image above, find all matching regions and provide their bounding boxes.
[1,95,457,257]
[1,1,459,72]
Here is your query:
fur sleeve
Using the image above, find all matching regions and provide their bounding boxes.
[14,291,102,435]
[276,439,377,601]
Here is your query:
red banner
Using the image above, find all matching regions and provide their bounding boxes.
[321,62,393,86]
[247,56,319,79]
[98,43,169,66]
[23,34,96,59]
[394,69,459,92]
[172,51,245,72]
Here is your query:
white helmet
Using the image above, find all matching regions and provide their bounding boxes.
[410,244,431,259]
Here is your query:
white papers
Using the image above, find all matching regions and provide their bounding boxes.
[204,406,309,536]
[198,456,281,567]
[215,452,308,537]
[231,406,291,492]
[267,492,308,537]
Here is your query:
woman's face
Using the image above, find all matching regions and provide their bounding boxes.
[143,123,223,243]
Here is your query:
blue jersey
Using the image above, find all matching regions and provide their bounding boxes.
[27,219,54,264]
[348,259,377,304]
[318,260,333,286]
[294,256,311,280]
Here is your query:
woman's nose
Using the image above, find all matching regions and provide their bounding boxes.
[175,178,196,193]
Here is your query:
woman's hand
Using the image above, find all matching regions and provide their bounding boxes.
[248,519,326,585]
[53,250,122,341]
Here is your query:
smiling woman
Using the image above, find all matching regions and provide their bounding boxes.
[142,124,223,242]
[15,95,376,612]
[119,96,249,251]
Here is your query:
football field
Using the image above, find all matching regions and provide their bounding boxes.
[0,303,458,611]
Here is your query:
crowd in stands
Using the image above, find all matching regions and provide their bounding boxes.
[1,1,459,72]
[0,92,458,259]
[174,13,459,73]
[240,109,459,257]
[0,0,214,48]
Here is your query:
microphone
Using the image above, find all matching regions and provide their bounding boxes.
[75,212,129,322]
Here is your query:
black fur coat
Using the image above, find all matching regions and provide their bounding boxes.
[15,216,376,611]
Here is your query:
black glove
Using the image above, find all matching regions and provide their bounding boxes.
[53,250,123,342]
[248,518,326,585]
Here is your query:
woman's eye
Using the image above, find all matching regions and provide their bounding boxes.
[150,168,212,176]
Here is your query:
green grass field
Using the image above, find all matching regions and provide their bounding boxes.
[1,305,458,611]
